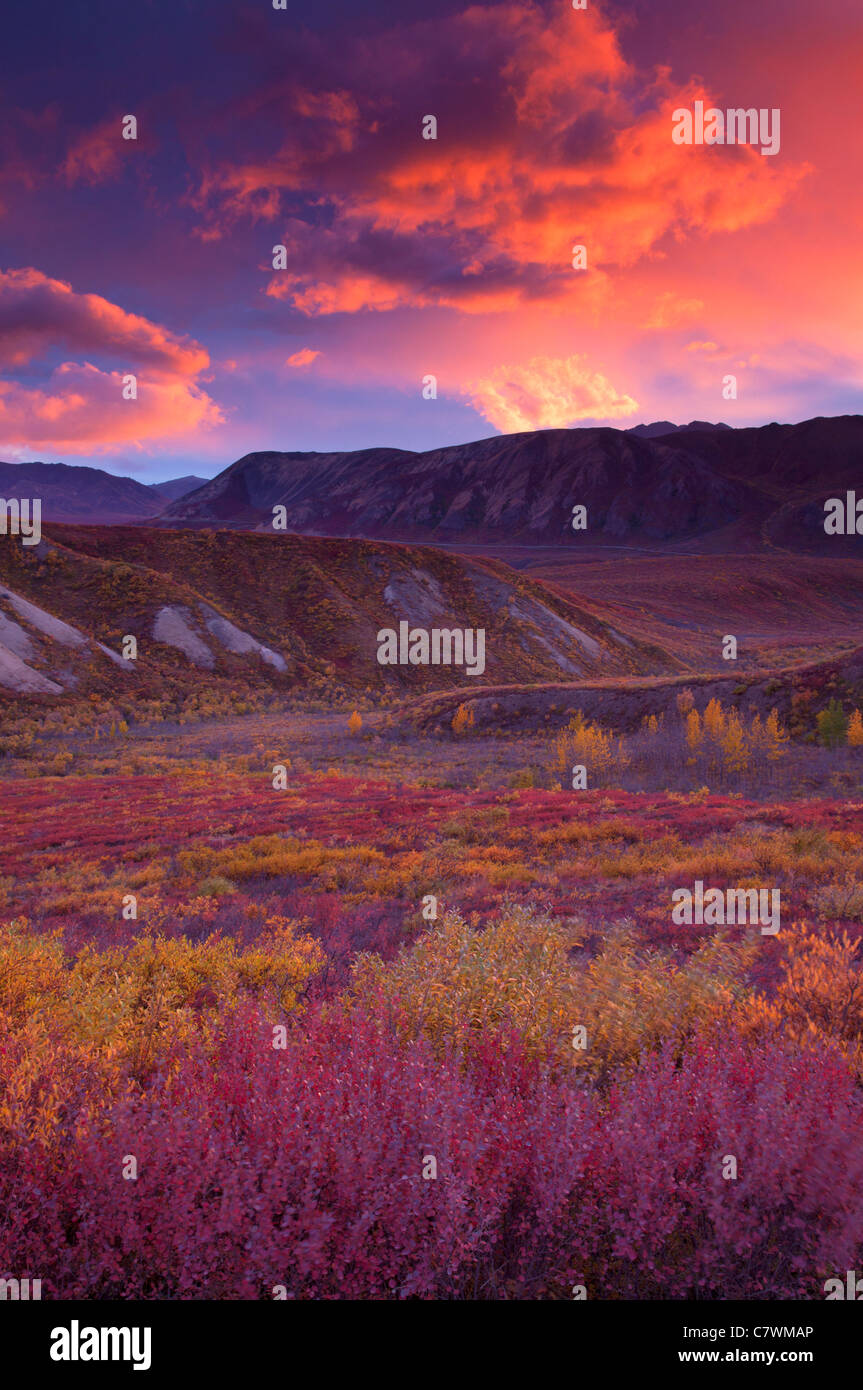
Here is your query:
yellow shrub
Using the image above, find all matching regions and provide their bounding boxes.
[553,716,626,782]
[347,906,757,1078]
[452,702,475,735]
[0,918,67,1025]
[349,906,579,1060]
[0,916,326,1090]
[740,925,863,1076]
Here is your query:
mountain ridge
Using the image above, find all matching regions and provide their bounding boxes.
[158,415,863,554]
[4,415,861,552]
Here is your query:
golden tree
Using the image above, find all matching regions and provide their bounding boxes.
[685,708,703,754]
[703,697,726,742]
[721,708,750,777]
[765,707,790,761]
[452,702,475,735]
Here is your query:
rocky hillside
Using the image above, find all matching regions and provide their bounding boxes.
[0,526,676,706]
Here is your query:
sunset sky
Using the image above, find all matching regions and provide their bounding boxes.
[0,0,860,482]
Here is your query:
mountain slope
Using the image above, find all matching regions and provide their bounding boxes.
[156,416,863,553]
[158,430,750,545]
[0,526,678,705]
[0,461,163,523]
[148,476,209,503]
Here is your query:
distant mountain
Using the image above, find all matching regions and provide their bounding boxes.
[157,415,863,554]
[148,475,208,503]
[6,415,862,553]
[0,460,161,523]
[627,420,732,438]
[158,432,748,545]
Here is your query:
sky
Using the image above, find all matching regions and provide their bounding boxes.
[0,0,860,483]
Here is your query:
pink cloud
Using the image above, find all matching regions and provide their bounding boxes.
[0,270,222,452]
[0,363,223,452]
[62,118,128,185]
[0,268,208,375]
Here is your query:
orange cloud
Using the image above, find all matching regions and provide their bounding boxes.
[464,354,638,432]
[286,348,321,367]
[191,3,808,318]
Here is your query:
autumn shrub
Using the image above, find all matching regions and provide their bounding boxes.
[740,923,863,1078]
[0,915,325,1096]
[347,906,758,1078]
[552,714,626,786]
[569,1032,863,1299]
[0,1007,591,1299]
[2,1011,861,1299]
[452,703,475,735]
[550,701,792,794]
[815,876,863,922]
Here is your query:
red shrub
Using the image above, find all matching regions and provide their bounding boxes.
[2,1012,862,1300]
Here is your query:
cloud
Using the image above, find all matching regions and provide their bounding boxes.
[62,118,128,185]
[285,348,322,367]
[646,292,705,329]
[0,269,222,452]
[0,268,208,375]
[464,354,638,432]
[190,3,808,318]
[0,363,222,453]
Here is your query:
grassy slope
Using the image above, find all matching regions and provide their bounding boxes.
[0,526,676,712]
